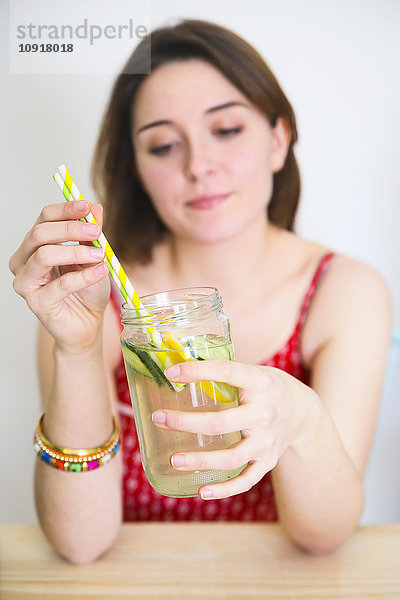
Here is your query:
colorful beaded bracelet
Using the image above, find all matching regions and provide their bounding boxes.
[32,414,120,473]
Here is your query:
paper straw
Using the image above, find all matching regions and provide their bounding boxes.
[53,172,133,310]
[55,167,138,307]
[52,166,164,349]
[53,173,120,292]
[58,166,144,313]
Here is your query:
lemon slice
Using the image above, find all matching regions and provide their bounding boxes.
[163,333,237,403]
[197,380,237,404]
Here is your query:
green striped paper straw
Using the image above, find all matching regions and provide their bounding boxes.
[53,167,163,348]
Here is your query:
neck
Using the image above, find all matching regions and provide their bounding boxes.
[165,218,281,304]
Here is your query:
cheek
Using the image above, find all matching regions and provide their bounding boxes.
[137,162,180,214]
[141,164,171,195]
[229,141,273,194]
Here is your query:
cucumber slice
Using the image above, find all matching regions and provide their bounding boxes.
[122,342,153,379]
[122,340,175,390]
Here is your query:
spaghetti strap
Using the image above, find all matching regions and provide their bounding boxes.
[296,251,336,332]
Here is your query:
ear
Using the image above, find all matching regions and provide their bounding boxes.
[271,117,291,173]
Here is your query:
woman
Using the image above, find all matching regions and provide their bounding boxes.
[9,20,391,563]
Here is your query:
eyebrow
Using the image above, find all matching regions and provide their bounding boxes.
[134,101,248,136]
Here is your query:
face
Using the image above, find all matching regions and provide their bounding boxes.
[132,59,289,244]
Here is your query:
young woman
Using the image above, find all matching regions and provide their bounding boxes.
[9,20,391,563]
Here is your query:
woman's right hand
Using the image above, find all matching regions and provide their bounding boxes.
[9,200,111,353]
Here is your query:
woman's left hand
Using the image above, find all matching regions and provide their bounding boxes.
[152,359,320,499]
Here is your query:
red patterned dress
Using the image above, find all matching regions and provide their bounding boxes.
[110,252,335,521]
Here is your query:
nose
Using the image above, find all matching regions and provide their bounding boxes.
[183,138,216,181]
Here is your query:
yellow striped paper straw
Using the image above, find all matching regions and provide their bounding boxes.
[53,172,134,312]
[53,165,164,350]
[53,172,122,298]
[56,165,141,309]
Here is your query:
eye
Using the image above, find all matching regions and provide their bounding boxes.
[149,143,176,156]
[215,126,242,138]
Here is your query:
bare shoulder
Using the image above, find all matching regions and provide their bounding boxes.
[302,253,393,366]
[319,254,392,318]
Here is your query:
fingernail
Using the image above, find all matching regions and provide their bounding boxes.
[84,223,100,236]
[94,262,107,275]
[171,454,184,467]
[74,200,88,211]
[165,364,180,379]
[200,488,213,499]
[90,247,104,259]
[152,410,166,425]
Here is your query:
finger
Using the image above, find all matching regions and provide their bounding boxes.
[26,244,105,283]
[26,262,109,312]
[90,203,103,229]
[10,217,101,276]
[78,203,104,248]
[171,437,253,472]
[198,459,275,500]
[67,203,105,252]
[34,200,92,226]
[34,200,103,232]
[31,220,100,259]
[165,359,271,394]
[13,244,105,299]
[152,403,253,435]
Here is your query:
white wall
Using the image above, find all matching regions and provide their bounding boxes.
[1,0,399,524]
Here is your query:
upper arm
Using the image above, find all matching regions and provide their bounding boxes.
[303,256,393,475]
[36,300,122,416]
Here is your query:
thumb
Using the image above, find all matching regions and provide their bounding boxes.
[90,202,104,230]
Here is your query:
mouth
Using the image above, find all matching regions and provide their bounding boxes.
[185,193,231,211]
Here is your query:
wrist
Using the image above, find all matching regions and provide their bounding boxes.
[53,330,104,361]
[34,414,120,473]
[45,327,113,447]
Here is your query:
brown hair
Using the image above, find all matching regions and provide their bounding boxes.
[92,19,300,264]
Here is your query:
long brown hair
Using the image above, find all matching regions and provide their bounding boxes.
[92,19,300,264]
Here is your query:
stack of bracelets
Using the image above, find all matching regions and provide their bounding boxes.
[33,414,120,472]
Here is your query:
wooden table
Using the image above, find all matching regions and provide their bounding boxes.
[1,523,400,599]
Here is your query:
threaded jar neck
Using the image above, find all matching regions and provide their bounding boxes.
[121,287,223,329]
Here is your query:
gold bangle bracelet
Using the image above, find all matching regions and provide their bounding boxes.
[36,414,119,457]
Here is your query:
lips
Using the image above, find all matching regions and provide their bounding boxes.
[186,193,231,211]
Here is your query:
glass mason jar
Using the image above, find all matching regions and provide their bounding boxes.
[120,287,246,498]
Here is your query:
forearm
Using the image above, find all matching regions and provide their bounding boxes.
[35,337,122,564]
[272,391,364,555]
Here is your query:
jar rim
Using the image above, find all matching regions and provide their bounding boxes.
[120,286,222,327]
[121,286,218,310]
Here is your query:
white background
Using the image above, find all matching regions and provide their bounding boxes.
[1,0,399,524]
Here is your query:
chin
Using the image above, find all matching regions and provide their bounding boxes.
[184,222,246,245]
